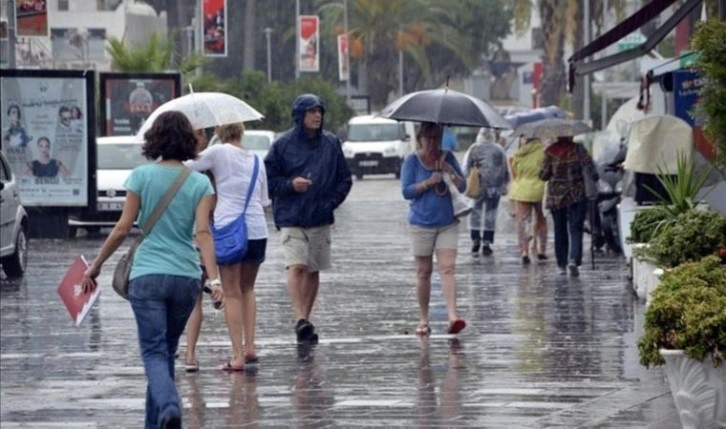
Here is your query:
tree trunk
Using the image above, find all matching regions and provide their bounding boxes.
[165,0,190,67]
[538,0,567,107]
[243,0,256,71]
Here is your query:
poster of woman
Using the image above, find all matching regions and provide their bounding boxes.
[0,73,90,206]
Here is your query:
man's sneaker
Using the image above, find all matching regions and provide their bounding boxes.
[295,319,314,342]
[558,266,567,275]
[481,243,493,256]
[471,239,481,255]
[568,263,579,277]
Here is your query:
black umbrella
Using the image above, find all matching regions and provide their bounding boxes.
[379,88,511,129]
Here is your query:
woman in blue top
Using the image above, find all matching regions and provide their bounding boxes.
[401,122,468,336]
[81,111,223,429]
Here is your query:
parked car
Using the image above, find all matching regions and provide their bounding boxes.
[341,115,415,179]
[0,151,28,278]
[210,129,276,160]
[68,136,147,237]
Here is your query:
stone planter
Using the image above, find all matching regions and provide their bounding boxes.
[645,268,664,307]
[631,243,656,301]
[660,349,726,429]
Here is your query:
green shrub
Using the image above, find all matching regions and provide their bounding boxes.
[627,208,671,244]
[644,210,726,268]
[638,256,726,367]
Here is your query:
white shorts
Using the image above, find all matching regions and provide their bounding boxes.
[280,225,332,272]
[408,222,459,256]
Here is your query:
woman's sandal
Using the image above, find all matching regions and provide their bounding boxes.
[415,324,431,336]
[447,318,467,335]
[184,360,200,373]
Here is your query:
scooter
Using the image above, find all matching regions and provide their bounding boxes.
[590,144,627,255]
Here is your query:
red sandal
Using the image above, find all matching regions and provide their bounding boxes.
[447,318,467,334]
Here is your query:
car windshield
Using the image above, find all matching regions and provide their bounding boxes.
[244,134,271,150]
[98,144,148,170]
[347,123,404,142]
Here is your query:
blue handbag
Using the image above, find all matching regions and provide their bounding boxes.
[211,155,259,265]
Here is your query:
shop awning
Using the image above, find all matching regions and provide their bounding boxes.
[568,0,703,92]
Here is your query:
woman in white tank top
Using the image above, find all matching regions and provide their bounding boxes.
[185,122,270,370]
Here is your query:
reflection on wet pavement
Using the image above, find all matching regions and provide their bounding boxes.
[0,177,679,427]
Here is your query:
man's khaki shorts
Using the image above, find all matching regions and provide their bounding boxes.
[281,225,332,272]
[408,222,459,256]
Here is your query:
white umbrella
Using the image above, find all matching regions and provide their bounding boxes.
[135,92,264,138]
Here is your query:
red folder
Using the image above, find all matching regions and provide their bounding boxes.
[57,255,100,327]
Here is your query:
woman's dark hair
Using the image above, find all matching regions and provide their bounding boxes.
[142,111,197,161]
[7,104,21,119]
[415,122,443,149]
[37,136,51,146]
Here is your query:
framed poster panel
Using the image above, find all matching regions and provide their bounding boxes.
[0,69,96,208]
[98,72,181,136]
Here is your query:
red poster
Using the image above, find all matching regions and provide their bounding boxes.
[202,0,227,57]
[15,0,48,37]
[338,34,349,82]
[57,255,100,327]
[299,16,319,73]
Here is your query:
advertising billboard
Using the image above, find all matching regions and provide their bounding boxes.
[1,70,96,207]
[202,0,227,57]
[299,15,319,73]
[99,73,181,136]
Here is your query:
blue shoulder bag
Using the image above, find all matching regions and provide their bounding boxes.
[211,155,259,265]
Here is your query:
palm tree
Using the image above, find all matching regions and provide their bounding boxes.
[318,0,476,108]
[512,0,628,108]
[106,33,206,86]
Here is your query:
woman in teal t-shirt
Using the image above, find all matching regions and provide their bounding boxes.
[81,111,223,429]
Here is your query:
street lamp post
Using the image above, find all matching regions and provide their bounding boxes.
[264,27,273,82]
[343,0,351,103]
[295,0,300,79]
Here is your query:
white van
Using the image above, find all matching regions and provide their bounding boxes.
[341,115,416,179]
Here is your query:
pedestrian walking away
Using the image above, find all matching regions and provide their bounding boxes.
[510,137,547,264]
[462,128,510,256]
[264,94,353,344]
[80,111,221,429]
[539,136,598,276]
[182,128,218,374]
[401,122,467,336]
[185,122,270,371]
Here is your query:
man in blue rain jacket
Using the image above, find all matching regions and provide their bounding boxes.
[265,93,353,344]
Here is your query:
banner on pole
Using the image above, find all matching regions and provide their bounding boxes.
[202,0,227,57]
[15,0,48,37]
[337,34,349,82]
[299,16,319,73]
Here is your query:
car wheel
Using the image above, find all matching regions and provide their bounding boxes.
[68,226,78,238]
[2,227,28,278]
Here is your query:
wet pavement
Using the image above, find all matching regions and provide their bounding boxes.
[0,175,680,428]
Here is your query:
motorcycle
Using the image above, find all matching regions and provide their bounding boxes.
[590,142,627,255]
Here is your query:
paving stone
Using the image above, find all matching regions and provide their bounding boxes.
[0,177,678,427]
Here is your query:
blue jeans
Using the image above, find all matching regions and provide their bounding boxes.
[551,200,587,268]
[128,274,201,429]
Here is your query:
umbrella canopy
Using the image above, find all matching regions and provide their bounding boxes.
[513,118,592,140]
[135,92,264,138]
[504,105,568,128]
[378,88,511,128]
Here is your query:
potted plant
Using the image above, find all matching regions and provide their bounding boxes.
[637,256,726,428]
[628,208,671,299]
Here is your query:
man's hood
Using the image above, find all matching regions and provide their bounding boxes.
[292,94,326,140]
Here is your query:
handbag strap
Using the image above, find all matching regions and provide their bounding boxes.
[141,167,192,235]
[240,155,259,216]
